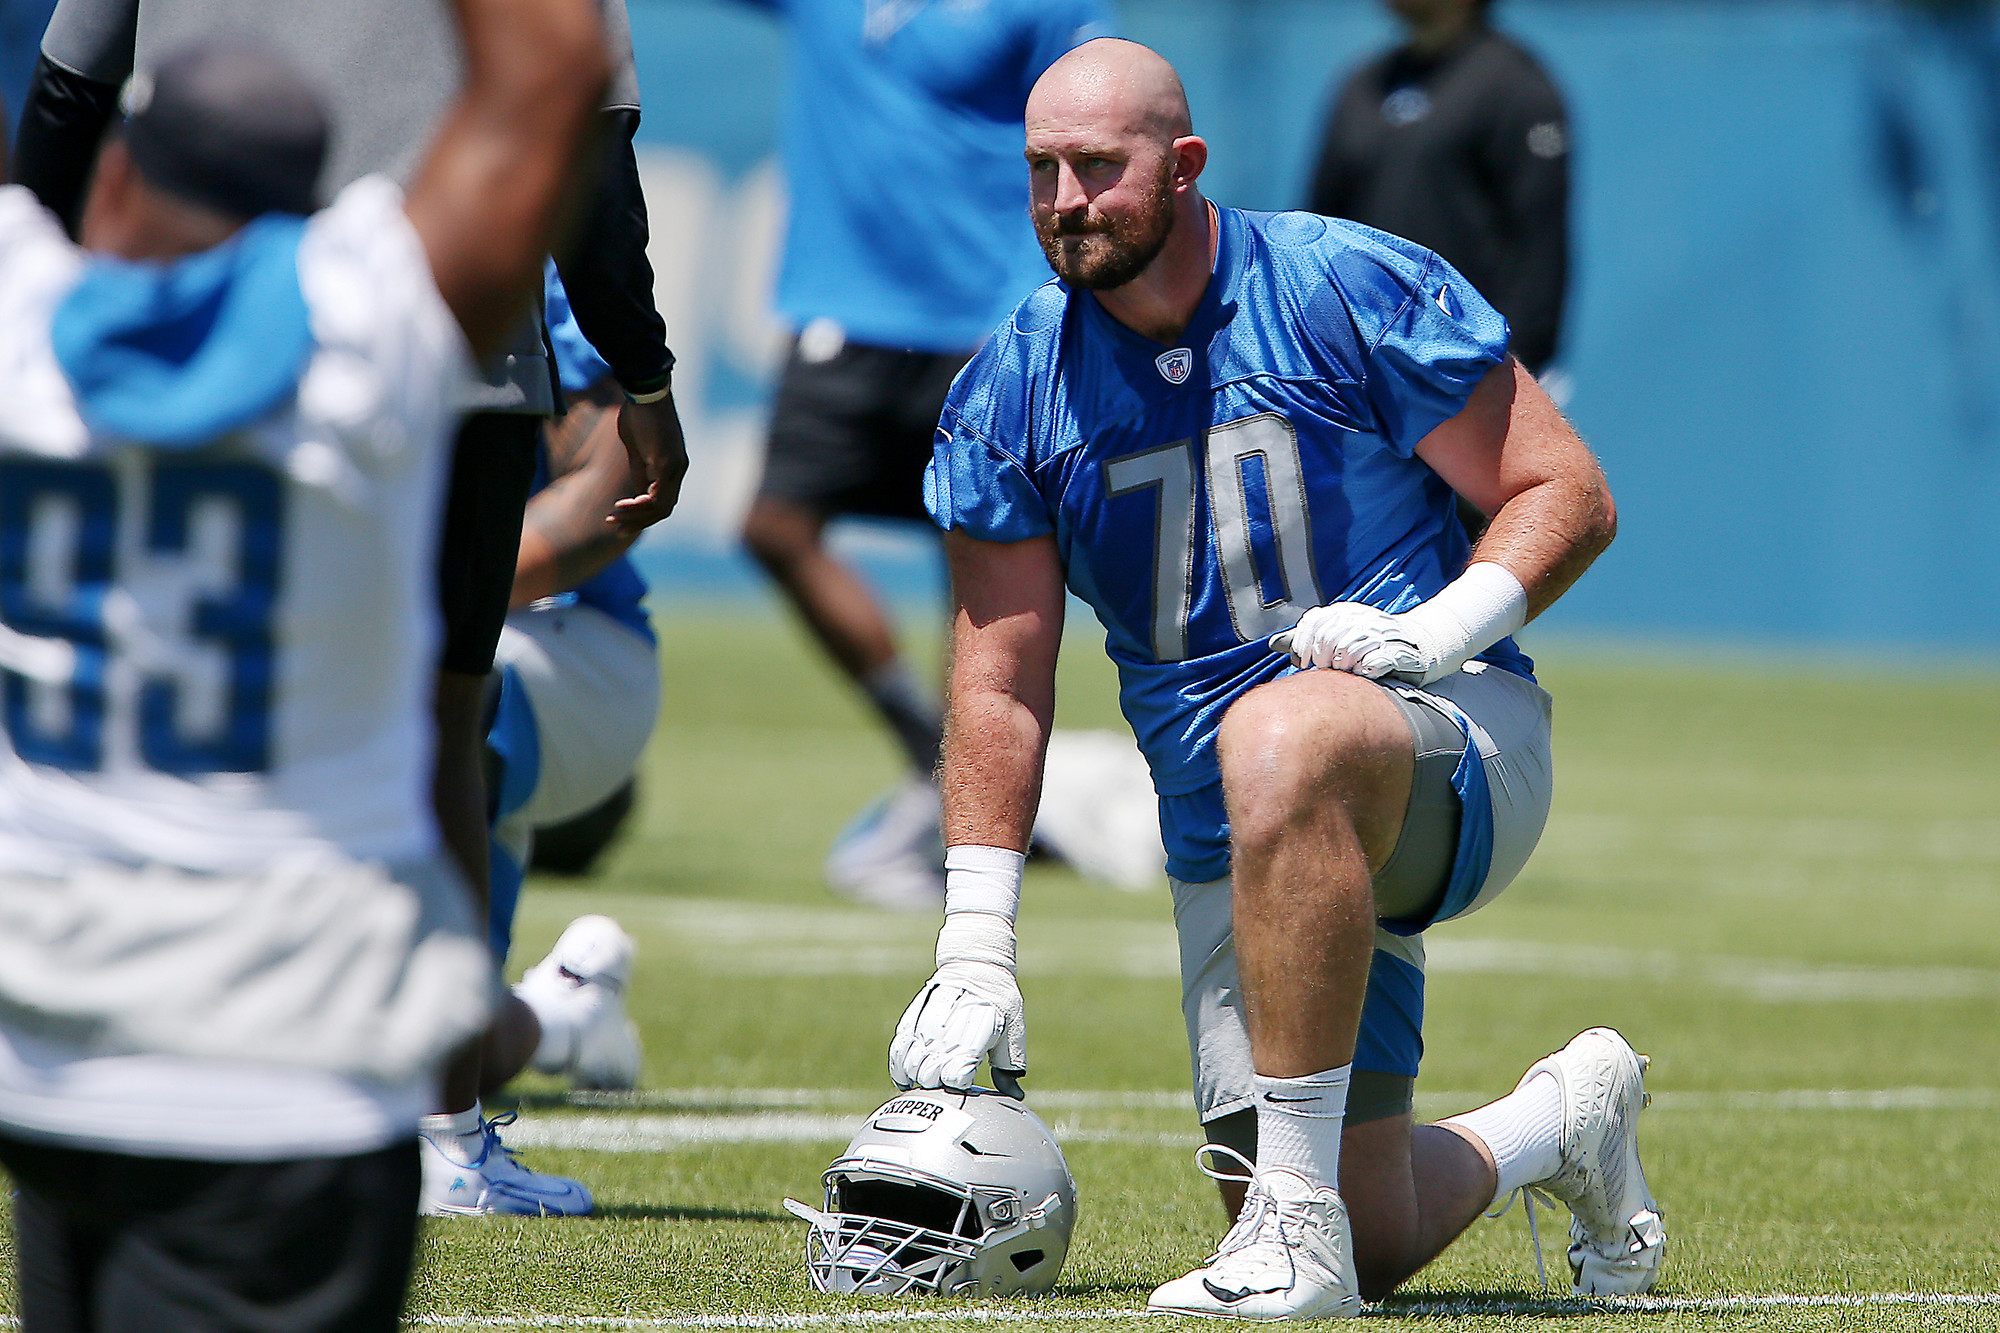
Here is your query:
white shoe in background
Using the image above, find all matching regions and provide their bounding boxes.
[515,914,642,1091]
[824,777,944,912]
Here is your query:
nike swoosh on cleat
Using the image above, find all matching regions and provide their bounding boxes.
[1202,1279,1282,1304]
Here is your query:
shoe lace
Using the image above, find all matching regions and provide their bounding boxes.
[1191,1145,1296,1270]
[481,1110,527,1171]
[1485,1185,1558,1294]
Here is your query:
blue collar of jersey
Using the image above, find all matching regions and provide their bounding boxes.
[53,213,313,450]
[1077,204,1242,364]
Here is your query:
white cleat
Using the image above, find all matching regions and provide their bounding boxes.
[515,915,642,1091]
[1523,1027,1666,1295]
[419,1112,594,1217]
[824,777,944,912]
[1147,1169,1363,1321]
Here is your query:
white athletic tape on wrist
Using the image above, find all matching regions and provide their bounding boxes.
[943,845,1024,921]
[1399,561,1528,680]
[936,912,1017,971]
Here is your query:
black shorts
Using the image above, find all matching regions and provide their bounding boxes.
[438,411,540,677]
[757,340,971,522]
[0,1132,420,1333]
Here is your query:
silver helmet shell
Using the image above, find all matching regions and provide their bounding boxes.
[783,1088,1077,1297]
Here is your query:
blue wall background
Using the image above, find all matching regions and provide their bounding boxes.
[627,0,2000,654]
[4,0,1993,652]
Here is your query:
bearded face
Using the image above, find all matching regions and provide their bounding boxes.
[1034,153,1178,291]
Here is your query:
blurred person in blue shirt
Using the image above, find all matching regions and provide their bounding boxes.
[733,0,1110,911]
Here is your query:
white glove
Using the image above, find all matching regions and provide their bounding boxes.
[1275,601,1427,680]
[888,846,1027,1097]
[1270,562,1528,686]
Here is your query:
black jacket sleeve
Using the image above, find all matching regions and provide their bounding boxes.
[1306,71,1372,222]
[553,108,675,393]
[13,54,122,238]
[1478,65,1569,372]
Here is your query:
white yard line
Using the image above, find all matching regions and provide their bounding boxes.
[502,1086,2000,1152]
[563,1090,1192,1112]
[408,1291,2000,1327]
[0,1291,1996,1330]
[497,1113,1198,1152]
[574,896,2000,1001]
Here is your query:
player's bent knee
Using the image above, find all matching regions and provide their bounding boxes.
[1217,674,1400,843]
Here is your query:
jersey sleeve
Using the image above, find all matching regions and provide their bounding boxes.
[294,176,474,472]
[925,380,1054,544]
[1330,225,1510,456]
[40,0,138,85]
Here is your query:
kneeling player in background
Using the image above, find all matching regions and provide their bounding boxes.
[491,268,657,1089]
[417,269,658,1212]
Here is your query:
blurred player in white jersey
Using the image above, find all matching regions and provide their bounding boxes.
[892,40,1662,1318]
[0,3,608,1328]
[16,0,688,1213]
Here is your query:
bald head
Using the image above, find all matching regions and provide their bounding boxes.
[1028,38,1192,146]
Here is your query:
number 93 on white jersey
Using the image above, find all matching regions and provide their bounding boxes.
[0,176,468,877]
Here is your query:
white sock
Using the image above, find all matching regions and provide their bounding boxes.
[419,1102,485,1164]
[1442,1070,1565,1207]
[1252,1066,1351,1189]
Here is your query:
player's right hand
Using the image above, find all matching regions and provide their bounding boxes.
[609,392,690,530]
[888,959,1026,1097]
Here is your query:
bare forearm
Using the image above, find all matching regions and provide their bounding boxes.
[937,532,1066,852]
[940,683,1048,852]
[512,523,637,608]
[1470,470,1614,620]
[511,398,644,605]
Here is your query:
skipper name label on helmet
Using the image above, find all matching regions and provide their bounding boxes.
[874,1098,957,1132]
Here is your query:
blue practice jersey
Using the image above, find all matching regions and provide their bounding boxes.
[742,0,1111,352]
[927,208,1531,882]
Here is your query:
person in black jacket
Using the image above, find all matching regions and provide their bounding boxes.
[1308,0,1569,375]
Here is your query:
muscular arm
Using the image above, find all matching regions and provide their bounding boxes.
[404,0,610,357]
[940,531,1067,852]
[1414,356,1615,618]
[512,383,643,607]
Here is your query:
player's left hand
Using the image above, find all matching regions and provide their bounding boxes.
[608,390,689,531]
[1271,601,1428,682]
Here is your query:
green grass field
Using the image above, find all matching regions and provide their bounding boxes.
[23,611,2000,1329]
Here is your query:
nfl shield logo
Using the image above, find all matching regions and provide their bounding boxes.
[1155,348,1193,385]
